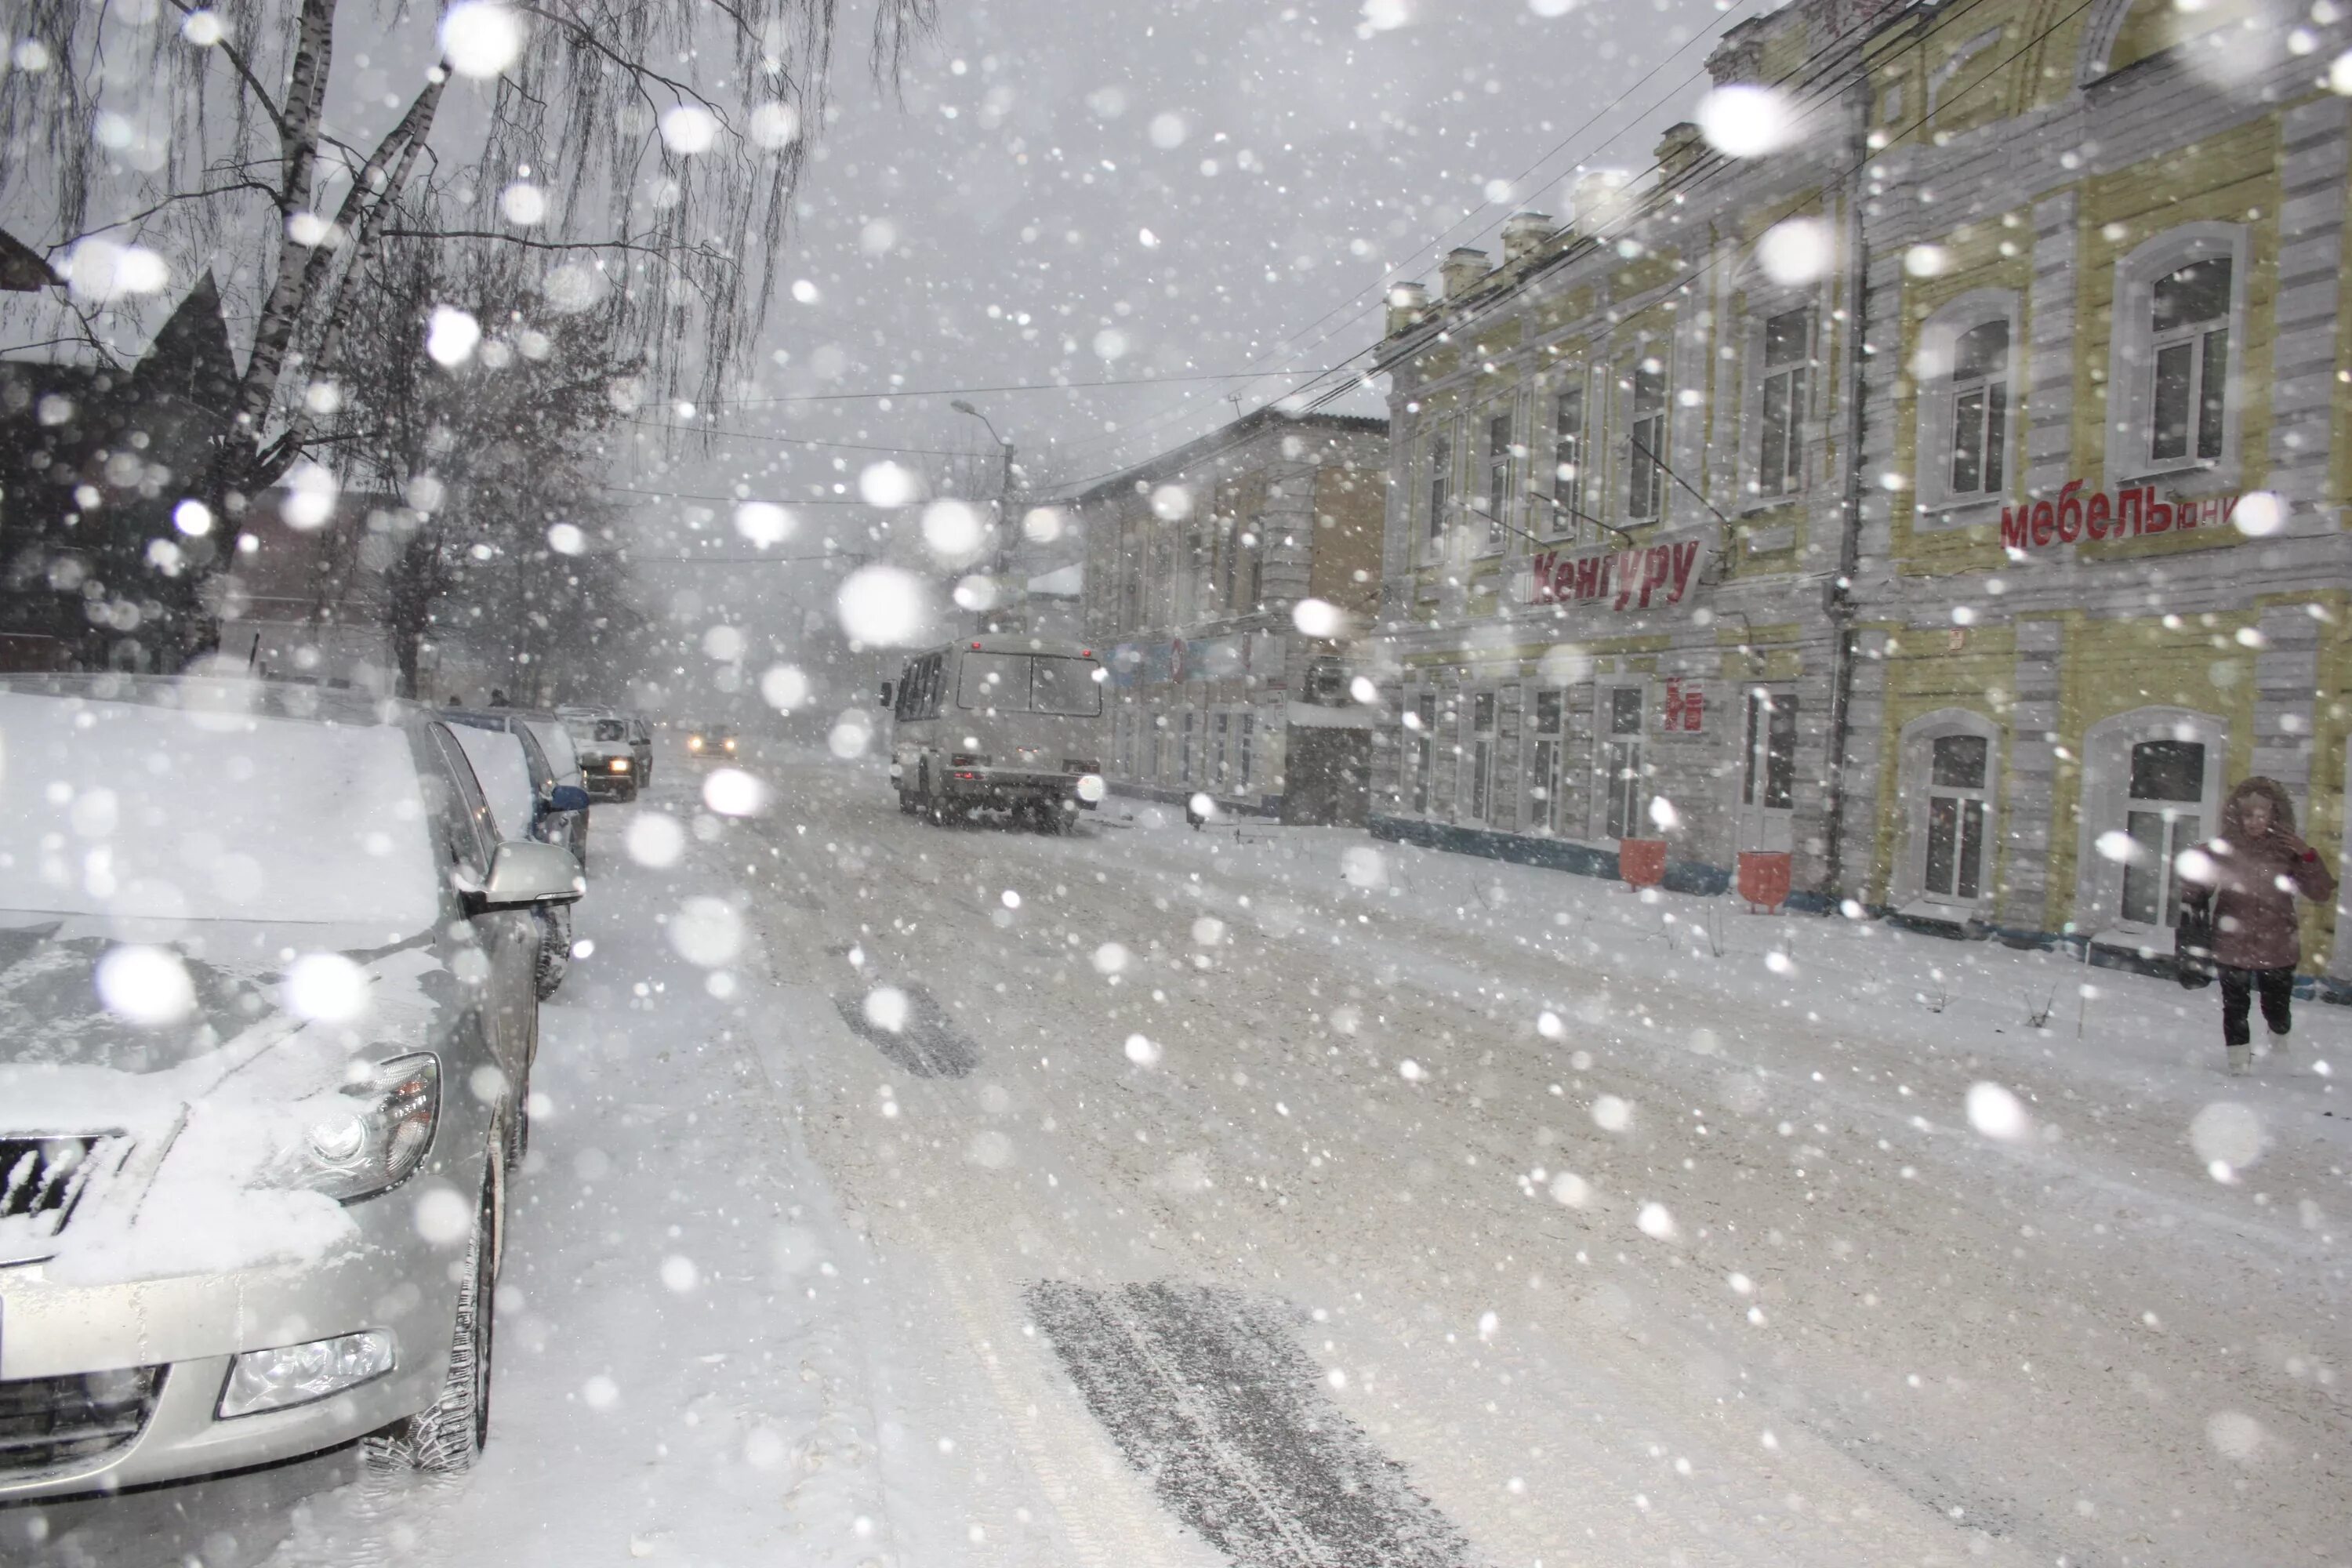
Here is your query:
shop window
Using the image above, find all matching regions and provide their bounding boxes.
[1627,360,1668,521]
[1527,689,1564,833]
[2109,227,2245,486]
[1465,692,1497,823]
[1409,694,1437,814]
[1179,710,1196,785]
[2076,707,2225,935]
[2120,739,2205,927]
[1924,734,1991,901]
[1756,308,1812,499]
[1552,386,1585,538]
[1602,685,1645,839]
[1213,712,1231,787]
[1236,713,1254,793]
[1483,410,1514,551]
[1742,689,1798,811]
[1898,710,2001,909]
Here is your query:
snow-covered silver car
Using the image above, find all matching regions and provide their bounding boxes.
[0,675,582,1500]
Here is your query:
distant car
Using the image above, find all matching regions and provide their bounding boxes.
[447,708,591,875]
[560,706,637,802]
[0,674,583,1500]
[684,721,737,762]
[447,719,592,999]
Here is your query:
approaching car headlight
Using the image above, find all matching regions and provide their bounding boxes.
[610,757,631,773]
[723,737,736,752]
[688,735,703,751]
[275,1054,441,1203]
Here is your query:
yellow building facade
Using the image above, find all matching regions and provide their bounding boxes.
[1370,0,2352,981]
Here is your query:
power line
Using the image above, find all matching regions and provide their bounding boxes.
[1041,0,1766,472]
[597,483,884,505]
[1040,2,1902,488]
[703,366,1327,410]
[1037,0,2000,502]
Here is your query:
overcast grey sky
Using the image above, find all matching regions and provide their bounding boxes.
[617,0,1744,684]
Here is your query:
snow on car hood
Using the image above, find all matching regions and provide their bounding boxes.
[0,914,455,1281]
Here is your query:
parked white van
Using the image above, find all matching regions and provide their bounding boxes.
[885,637,1108,829]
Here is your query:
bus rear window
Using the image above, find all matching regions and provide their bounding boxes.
[1031,656,1102,716]
[956,654,1102,716]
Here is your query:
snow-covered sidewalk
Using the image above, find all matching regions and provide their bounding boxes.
[7,771,897,1568]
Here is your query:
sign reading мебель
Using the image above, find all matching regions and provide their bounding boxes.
[1518,532,1708,611]
[1999,481,2245,553]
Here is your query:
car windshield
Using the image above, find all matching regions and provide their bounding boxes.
[0,691,438,931]
[447,722,535,844]
[524,719,579,775]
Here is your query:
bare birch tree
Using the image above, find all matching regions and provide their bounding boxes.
[0,0,934,648]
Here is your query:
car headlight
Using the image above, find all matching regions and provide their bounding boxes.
[723,737,736,751]
[274,1054,441,1203]
[688,735,702,750]
[218,1331,396,1418]
[610,757,630,772]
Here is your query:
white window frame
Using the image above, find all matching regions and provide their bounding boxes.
[1914,289,2022,524]
[1742,295,1817,506]
[1893,708,2002,914]
[1421,425,1455,561]
[1623,351,1670,524]
[1545,372,1591,540]
[2071,706,2228,943]
[2106,224,2249,492]
[1595,681,1648,841]
[1461,690,1499,823]
[1479,402,1515,555]
[1406,691,1438,815]
[1525,684,1566,834]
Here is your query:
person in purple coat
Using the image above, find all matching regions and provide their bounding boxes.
[2180,777,2337,1075]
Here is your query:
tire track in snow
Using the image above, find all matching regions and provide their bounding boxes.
[833,978,981,1078]
[1025,1279,1483,1568]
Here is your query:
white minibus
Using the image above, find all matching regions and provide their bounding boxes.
[884,636,1108,829]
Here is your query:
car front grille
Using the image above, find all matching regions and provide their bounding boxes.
[0,1367,165,1476]
[0,1135,116,1240]
[1063,758,1100,775]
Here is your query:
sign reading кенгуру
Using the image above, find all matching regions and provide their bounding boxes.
[1521,532,1707,612]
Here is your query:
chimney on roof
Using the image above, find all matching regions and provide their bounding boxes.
[1439,246,1491,300]
[1500,212,1555,265]
[1570,169,1635,237]
[1385,281,1431,338]
[1656,122,1706,181]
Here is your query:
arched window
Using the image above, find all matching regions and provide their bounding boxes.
[2074,707,2228,938]
[1913,291,2020,523]
[2107,226,2248,488]
[1895,709,2002,913]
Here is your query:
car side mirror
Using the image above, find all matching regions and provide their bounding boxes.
[475,840,584,910]
[543,784,592,813]
[878,681,895,708]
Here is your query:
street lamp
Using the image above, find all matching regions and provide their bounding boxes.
[950,399,1019,631]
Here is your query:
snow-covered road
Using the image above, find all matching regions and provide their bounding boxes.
[10,745,2348,1568]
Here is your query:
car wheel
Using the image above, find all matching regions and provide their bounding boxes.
[534,905,571,1000]
[363,1170,497,1474]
